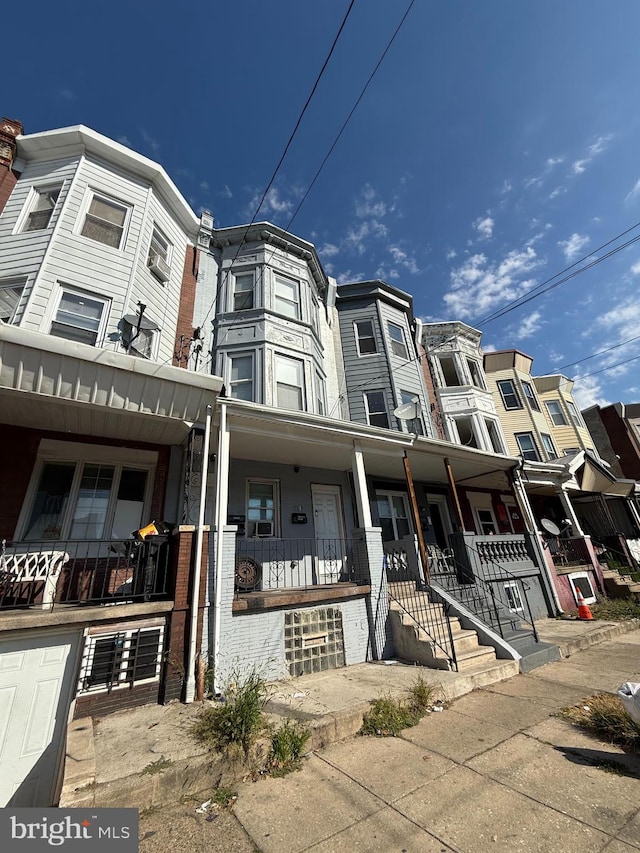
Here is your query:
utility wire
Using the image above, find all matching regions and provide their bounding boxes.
[197,0,357,336]
[555,333,640,371]
[576,351,640,380]
[477,219,640,327]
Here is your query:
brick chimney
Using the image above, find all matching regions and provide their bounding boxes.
[0,117,24,214]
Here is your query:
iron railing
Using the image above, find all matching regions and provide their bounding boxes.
[0,537,170,610]
[234,537,365,592]
[433,541,538,642]
[543,535,593,568]
[384,540,458,670]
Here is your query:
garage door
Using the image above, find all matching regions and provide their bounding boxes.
[0,629,81,806]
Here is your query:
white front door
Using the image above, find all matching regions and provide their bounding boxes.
[0,630,81,806]
[311,485,345,583]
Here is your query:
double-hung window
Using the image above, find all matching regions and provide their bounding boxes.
[23,453,152,542]
[246,479,278,537]
[315,371,327,415]
[275,354,305,410]
[467,359,485,389]
[274,275,300,319]
[22,186,61,232]
[522,381,540,411]
[376,491,411,541]
[229,353,254,401]
[541,433,558,459]
[485,419,505,454]
[50,287,109,346]
[81,192,130,249]
[497,379,521,410]
[0,279,25,323]
[364,390,389,428]
[515,432,540,461]
[388,322,408,359]
[147,226,172,281]
[354,320,377,355]
[438,356,462,387]
[233,273,254,311]
[397,390,424,435]
[546,400,568,426]
[566,400,583,428]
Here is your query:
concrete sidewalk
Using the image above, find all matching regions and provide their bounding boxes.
[61,616,639,812]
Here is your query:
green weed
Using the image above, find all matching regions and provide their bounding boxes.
[360,677,443,737]
[559,694,640,752]
[590,598,640,621]
[267,720,311,775]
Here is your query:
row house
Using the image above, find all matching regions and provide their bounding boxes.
[0,120,223,807]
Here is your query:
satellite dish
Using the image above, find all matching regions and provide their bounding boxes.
[393,398,420,420]
[541,518,560,536]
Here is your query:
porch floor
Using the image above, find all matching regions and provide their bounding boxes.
[232,582,370,612]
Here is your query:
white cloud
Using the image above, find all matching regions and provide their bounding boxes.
[445,249,457,261]
[117,135,132,148]
[549,186,566,200]
[482,343,497,353]
[499,180,512,195]
[443,246,540,320]
[336,270,363,285]
[630,260,640,275]
[139,128,160,154]
[516,310,543,339]
[571,134,612,175]
[388,245,420,274]
[474,216,494,239]
[596,298,640,339]
[625,179,640,204]
[319,243,340,258]
[558,232,590,261]
[355,184,387,219]
[546,157,564,168]
[220,185,233,199]
[571,374,611,409]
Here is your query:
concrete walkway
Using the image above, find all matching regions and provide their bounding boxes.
[233,626,640,853]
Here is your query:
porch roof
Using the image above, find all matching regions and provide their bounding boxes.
[522,450,636,497]
[0,324,223,445]
[220,400,518,488]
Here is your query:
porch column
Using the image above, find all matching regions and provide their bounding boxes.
[511,468,563,615]
[213,400,231,694]
[558,487,585,536]
[352,440,373,528]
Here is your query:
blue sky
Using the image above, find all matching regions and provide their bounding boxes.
[6,1,640,407]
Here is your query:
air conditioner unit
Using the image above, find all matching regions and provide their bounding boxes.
[147,252,171,282]
[255,521,274,537]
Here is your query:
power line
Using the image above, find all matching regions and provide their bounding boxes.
[197,0,357,336]
[556,333,640,371]
[477,219,640,327]
[576,351,640,380]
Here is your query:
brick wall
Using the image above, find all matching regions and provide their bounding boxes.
[418,345,446,440]
[74,678,162,719]
[173,245,199,367]
[0,116,22,215]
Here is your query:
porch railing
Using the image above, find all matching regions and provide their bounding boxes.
[383,539,458,670]
[440,537,538,642]
[0,537,170,611]
[234,537,365,592]
[544,535,593,568]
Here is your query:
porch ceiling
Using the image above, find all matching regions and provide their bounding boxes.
[0,324,223,445]
[224,402,517,488]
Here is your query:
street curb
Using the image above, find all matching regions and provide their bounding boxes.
[553,619,640,658]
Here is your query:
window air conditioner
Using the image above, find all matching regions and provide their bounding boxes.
[147,252,171,282]
[255,521,274,537]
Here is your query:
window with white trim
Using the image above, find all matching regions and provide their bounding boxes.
[485,419,505,454]
[515,432,540,461]
[233,272,254,312]
[504,582,524,612]
[355,319,377,355]
[78,624,164,694]
[0,278,26,323]
[455,416,479,448]
[546,400,568,426]
[397,390,424,435]
[522,381,540,411]
[364,390,389,428]
[147,226,172,281]
[497,379,521,410]
[315,370,327,415]
[50,287,110,346]
[20,444,154,542]
[21,186,61,232]
[563,447,580,456]
[275,354,305,410]
[438,356,462,387]
[274,274,300,319]
[229,353,254,401]
[246,479,278,537]
[466,358,485,389]
[80,192,130,249]
[476,508,498,535]
[566,400,583,428]
[376,491,411,542]
[541,433,558,460]
[388,322,408,359]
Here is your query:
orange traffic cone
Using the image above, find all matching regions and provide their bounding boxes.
[576,589,594,620]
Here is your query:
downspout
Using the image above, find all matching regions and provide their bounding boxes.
[184,403,212,703]
[213,399,230,695]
